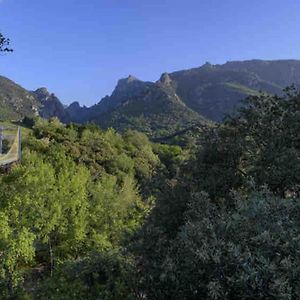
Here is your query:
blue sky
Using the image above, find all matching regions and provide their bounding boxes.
[0,0,300,106]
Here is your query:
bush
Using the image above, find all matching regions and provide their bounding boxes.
[146,191,300,299]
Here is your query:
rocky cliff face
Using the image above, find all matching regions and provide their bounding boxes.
[65,101,90,124]
[90,76,206,136]
[32,88,70,122]
[94,75,154,114]
[64,74,205,137]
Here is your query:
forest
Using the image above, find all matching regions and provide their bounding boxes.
[0,87,299,299]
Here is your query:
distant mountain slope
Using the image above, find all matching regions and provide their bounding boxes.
[88,74,206,137]
[69,75,156,123]
[221,59,300,88]
[32,87,70,122]
[0,76,40,120]
[168,60,300,120]
[68,59,300,125]
[0,77,70,122]
[1,59,300,135]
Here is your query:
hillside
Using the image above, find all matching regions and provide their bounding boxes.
[32,87,70,123]
[0,77,68,121]
[167,60,300,120]
[1,59,300,133]
[65,59,300,125]
[39,59,300,124]
[81,74,207,137]
[0,76,39,120]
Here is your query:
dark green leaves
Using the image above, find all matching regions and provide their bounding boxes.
[0,33,13,53]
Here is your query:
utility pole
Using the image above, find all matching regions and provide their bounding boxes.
[0,126,3,155]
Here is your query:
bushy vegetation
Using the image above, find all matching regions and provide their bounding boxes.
[0,88,299,299]
[0,119,162,298]
[131,88,300,299]
[138,191,300,299]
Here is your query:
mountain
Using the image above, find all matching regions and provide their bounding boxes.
[0,76,40,120]
[70,74,206,136]
[32,87,70,122]
[67,59,300,126]
[221,59,300,88]
[1,59,300,135]
[67,75,155,123]
[65,101,90,124]
[167,60,300,120]
[0,77,70,122]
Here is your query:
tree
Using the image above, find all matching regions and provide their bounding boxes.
[132,88,300,299]
[137,191,300,299]
[0,33,13,53]
[189,88,300,200]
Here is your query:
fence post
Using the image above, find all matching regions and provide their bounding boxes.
[18,127,21,162]
[0,126,3,155]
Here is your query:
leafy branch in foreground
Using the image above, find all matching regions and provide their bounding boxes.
[0,32,13,53]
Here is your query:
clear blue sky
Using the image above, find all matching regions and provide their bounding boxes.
[1,0,300,106]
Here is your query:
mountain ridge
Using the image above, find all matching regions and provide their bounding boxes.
[1,59,300,136]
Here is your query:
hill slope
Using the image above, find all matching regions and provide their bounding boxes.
[0,76,40,120]
[1,59,300,134]
[68,59,300,124]
[74,75,207,137]
[32,87,70,122]
[167,60,300,120]
[0,77,69,121]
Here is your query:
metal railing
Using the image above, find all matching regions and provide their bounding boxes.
[0,127,21,166]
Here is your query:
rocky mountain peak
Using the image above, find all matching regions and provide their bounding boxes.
[116,75,140,88]
[34,87,50,99]
[201,61,215,70]
[159,72,172,86]
[112,75,147,99]
[31,87,69,122]
[127,75,139,83]
[68,101,81,109]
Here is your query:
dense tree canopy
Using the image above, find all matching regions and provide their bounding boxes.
[0,88,299,298]
[131,88,300,299]
[0,119,164,298]
[190,87,300,200]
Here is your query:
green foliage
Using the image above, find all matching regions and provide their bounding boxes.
[229,88,300,196]
[36,251,134,300]
[143,191,300,299]
[0,33,13,53]
[190,124,245,200]
[152,143,184,177]
[0,211,35,295]
[0,87,299,298]
[87,174,148,251]
[225,82,260,96]
[190,88,300,200]
[0,149,90,296]
[132,87,300,299]
[0,119,164,297]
